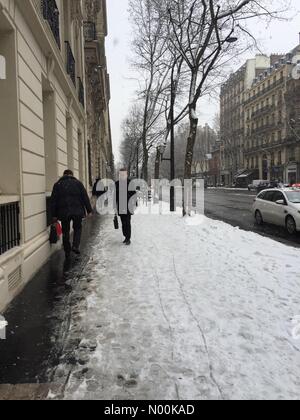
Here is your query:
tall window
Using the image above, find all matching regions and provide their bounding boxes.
[288,147,296,161]
[271,153,275,167]
[272,114,275,125]
[0,24,20,194]
[278,131,282,141]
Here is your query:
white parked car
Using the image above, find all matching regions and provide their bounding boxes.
[253,188,300,235]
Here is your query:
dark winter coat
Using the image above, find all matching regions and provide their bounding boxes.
[50,176,93,220]
[92,179,107,198]
[115,180,137,216]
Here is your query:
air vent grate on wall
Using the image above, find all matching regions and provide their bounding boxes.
[8,266,22,292]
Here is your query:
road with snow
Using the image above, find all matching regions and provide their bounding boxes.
[203,189,300,248]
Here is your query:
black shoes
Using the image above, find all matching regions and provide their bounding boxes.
[72,247,81,255]
[124,240,131,246]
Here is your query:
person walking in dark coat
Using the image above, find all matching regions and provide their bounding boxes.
[92,178,107,199]
[51,170,93,258]
[115,169,136,246]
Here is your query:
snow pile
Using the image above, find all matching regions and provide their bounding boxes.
[0,317,7,339]
[63,210,300,400]
[0,320,7,329]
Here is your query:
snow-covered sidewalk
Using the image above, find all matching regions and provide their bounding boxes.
[59,207,300,400]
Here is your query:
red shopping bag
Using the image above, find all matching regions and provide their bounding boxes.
[56,222,62,237]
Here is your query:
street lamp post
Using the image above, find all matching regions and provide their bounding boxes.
[158,143,175,211]
[170,80,176,212]
[158,80,176,212]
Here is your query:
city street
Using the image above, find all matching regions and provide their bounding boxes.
[203,189,300,248]
[0,207,300,400]
[1,0,300,403]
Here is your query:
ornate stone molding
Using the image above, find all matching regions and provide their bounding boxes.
[71,0,84,24]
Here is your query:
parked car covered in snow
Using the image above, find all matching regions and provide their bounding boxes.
[253,188,300,235]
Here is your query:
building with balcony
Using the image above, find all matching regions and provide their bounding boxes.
[244,46,300,184]
[0,0,112,311]
[220,55,273,185]
[83,0,113,185]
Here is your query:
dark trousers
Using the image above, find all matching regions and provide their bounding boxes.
[120,215,131,241]
[61,216,82,254]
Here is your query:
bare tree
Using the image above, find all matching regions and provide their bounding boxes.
[164,0,289,213]
[129,0,173,181]
[120,105,143,176]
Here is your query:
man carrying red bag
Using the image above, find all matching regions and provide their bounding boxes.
[50,170,93,259]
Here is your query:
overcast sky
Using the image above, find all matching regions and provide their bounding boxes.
[106,0,300,161]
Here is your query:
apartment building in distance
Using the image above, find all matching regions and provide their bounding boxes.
[220,55,277,186]
[244,46,300,185]
[84,0,113,185]
[0,0,112,311]
[191,124,218,179]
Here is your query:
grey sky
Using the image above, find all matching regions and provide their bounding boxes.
[106,0,300,161]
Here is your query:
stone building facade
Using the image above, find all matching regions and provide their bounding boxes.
[244,47,300,184]
[220,50,300,186]
[0,0,112,311]
[220,55,272,185]
[83,0,113,185]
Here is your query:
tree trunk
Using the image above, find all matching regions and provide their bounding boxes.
[154,148,160,204]
[183,110,199,216]
[142,146,149,182]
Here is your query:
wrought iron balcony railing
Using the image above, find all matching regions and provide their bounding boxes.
[65,41,76,87]
[0,201,20,256]
[42,0,61,49]
[84,21,97,42]
[78,77,85,108]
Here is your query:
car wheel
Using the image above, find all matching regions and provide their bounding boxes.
[255,210,264,225]
[286,216,296,235]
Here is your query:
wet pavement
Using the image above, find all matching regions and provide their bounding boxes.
[0,215,103,387]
